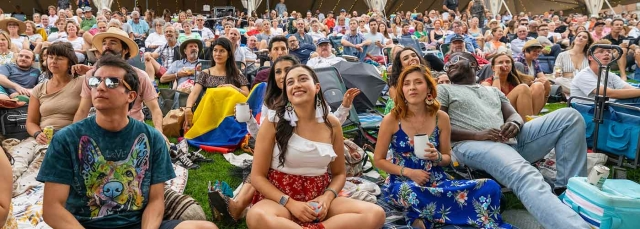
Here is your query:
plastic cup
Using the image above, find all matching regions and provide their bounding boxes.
[308,201,322,214]
[413,134,430,160]
[235,103,250,122]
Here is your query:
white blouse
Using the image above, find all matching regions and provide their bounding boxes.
[554,51,589,77]
[247,104,351,138]
[271,133,337,176]
[145,32,167,48]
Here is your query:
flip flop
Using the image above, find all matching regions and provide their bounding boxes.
[208,190,238,223]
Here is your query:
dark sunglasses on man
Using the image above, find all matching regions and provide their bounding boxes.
[88,76,132,90]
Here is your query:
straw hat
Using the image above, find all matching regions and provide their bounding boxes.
[92,27,139,59]
[0,18,26,34]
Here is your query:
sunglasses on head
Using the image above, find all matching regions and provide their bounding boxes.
[88,76,132,90]
[443,55,474,71]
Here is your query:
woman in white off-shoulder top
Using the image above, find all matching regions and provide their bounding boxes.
[246,64,384,229]
[207,55,363,223]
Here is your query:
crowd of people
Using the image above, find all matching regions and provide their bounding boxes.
[1,0,640,228]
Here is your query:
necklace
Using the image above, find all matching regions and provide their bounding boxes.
[407,113,427,136]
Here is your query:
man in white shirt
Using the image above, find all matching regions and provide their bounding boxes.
[307,38,345,68]
[308,21,326,43]
[195,15,215,47]
[510,26,532,57]
[364,19,385,64]
[571,40,640,104]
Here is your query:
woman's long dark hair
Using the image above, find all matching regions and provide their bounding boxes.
[264,55,300,109]
[491,53,524,87]
[210,37,243,87]
[274,65,333,167]
[389,47,427,87]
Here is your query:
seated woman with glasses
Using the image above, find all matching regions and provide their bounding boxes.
[9,42,84,199]
[374,65,510,229]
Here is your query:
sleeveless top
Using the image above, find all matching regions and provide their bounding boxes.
[271,133,337,176]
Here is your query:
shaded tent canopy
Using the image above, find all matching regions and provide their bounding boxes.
[3,0,636,20]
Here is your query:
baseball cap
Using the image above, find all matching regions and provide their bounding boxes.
[83,7,92,13]
[316,38,330,45]
[340,9,346,12]
[451,35,465,42]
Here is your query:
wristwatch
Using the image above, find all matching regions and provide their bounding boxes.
[33,131,42,139]
[279,195,290,206]
[493,75,500,80]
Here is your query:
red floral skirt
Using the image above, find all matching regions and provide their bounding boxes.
[252,169,330,229]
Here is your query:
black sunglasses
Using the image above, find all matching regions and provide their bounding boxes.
[88,76,132,90]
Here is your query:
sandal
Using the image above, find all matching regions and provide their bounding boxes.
[208,190,238,223]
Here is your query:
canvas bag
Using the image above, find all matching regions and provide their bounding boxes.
[344,139,371,177]
[163,108,186,137]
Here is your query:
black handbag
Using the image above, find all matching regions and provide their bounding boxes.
[158,89,190,116]
[0,106,29,140]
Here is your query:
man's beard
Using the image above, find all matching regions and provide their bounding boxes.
[103,49,122,58]
[189,51,198,59]
[167,37,177,43]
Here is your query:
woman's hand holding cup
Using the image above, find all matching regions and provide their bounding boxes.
[423,142,440,161]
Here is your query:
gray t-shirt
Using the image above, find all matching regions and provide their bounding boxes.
[365,32,385,57]
[437,84,508,135]
[570,67,629,103]
[121,23,134,36]
[0,64,40,94]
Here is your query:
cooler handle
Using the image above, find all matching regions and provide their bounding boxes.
[600,214,622,229]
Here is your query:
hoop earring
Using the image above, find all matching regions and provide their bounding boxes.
[315,95,324,123]
[425,94,434,105]
[283,102,298,126]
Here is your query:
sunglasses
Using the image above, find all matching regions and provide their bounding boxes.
[444,55,473,71]
[88,76,132,90]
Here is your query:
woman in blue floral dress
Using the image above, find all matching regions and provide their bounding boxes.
[373,65,511,229]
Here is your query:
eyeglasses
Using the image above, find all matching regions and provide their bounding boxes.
[88,76,132,90]
[444,55,473,71]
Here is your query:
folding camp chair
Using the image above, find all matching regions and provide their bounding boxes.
[567,44,640,169]
[314,66,377,146]
[439,43,450,56]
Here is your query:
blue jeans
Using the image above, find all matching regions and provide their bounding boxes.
[452,108,590,229]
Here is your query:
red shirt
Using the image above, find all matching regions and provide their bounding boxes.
[482,78,516,95]
[325,18,335,29]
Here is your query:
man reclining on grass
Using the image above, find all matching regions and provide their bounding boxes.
[437,52,591,229]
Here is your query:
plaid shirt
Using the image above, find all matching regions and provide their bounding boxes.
[154,42,180,68]
[515,53,542,77]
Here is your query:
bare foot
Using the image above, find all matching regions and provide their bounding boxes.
[228,199,245,220]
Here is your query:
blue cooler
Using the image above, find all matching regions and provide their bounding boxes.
[561,177,640,229]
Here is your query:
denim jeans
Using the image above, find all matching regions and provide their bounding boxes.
[452,108,590,229]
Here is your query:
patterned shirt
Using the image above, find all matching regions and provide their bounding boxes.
[195,70,249,89]
[154,42,180,68]
[515,53,542,77]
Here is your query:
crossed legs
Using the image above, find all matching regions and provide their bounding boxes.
[507,84,534,121]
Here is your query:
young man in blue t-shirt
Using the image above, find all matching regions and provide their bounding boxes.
[36,55,218,229]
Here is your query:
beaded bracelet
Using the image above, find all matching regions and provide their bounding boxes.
[434,151,443,164]
[324,187,338,198]
[400,166,406,177]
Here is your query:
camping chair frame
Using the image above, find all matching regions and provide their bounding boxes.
[314,66,378,147]
[567,44,640,169]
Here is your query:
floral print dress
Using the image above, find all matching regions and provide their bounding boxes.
[383,118,512,229]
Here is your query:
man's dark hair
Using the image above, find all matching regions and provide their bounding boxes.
[269,35,289,51]
[93,55,140,110]
[368,18,377,24]
[612,18,624,25]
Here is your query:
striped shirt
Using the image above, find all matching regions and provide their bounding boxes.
[554,51,589,76]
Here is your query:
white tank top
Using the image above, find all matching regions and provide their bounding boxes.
[271,133,336,176]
